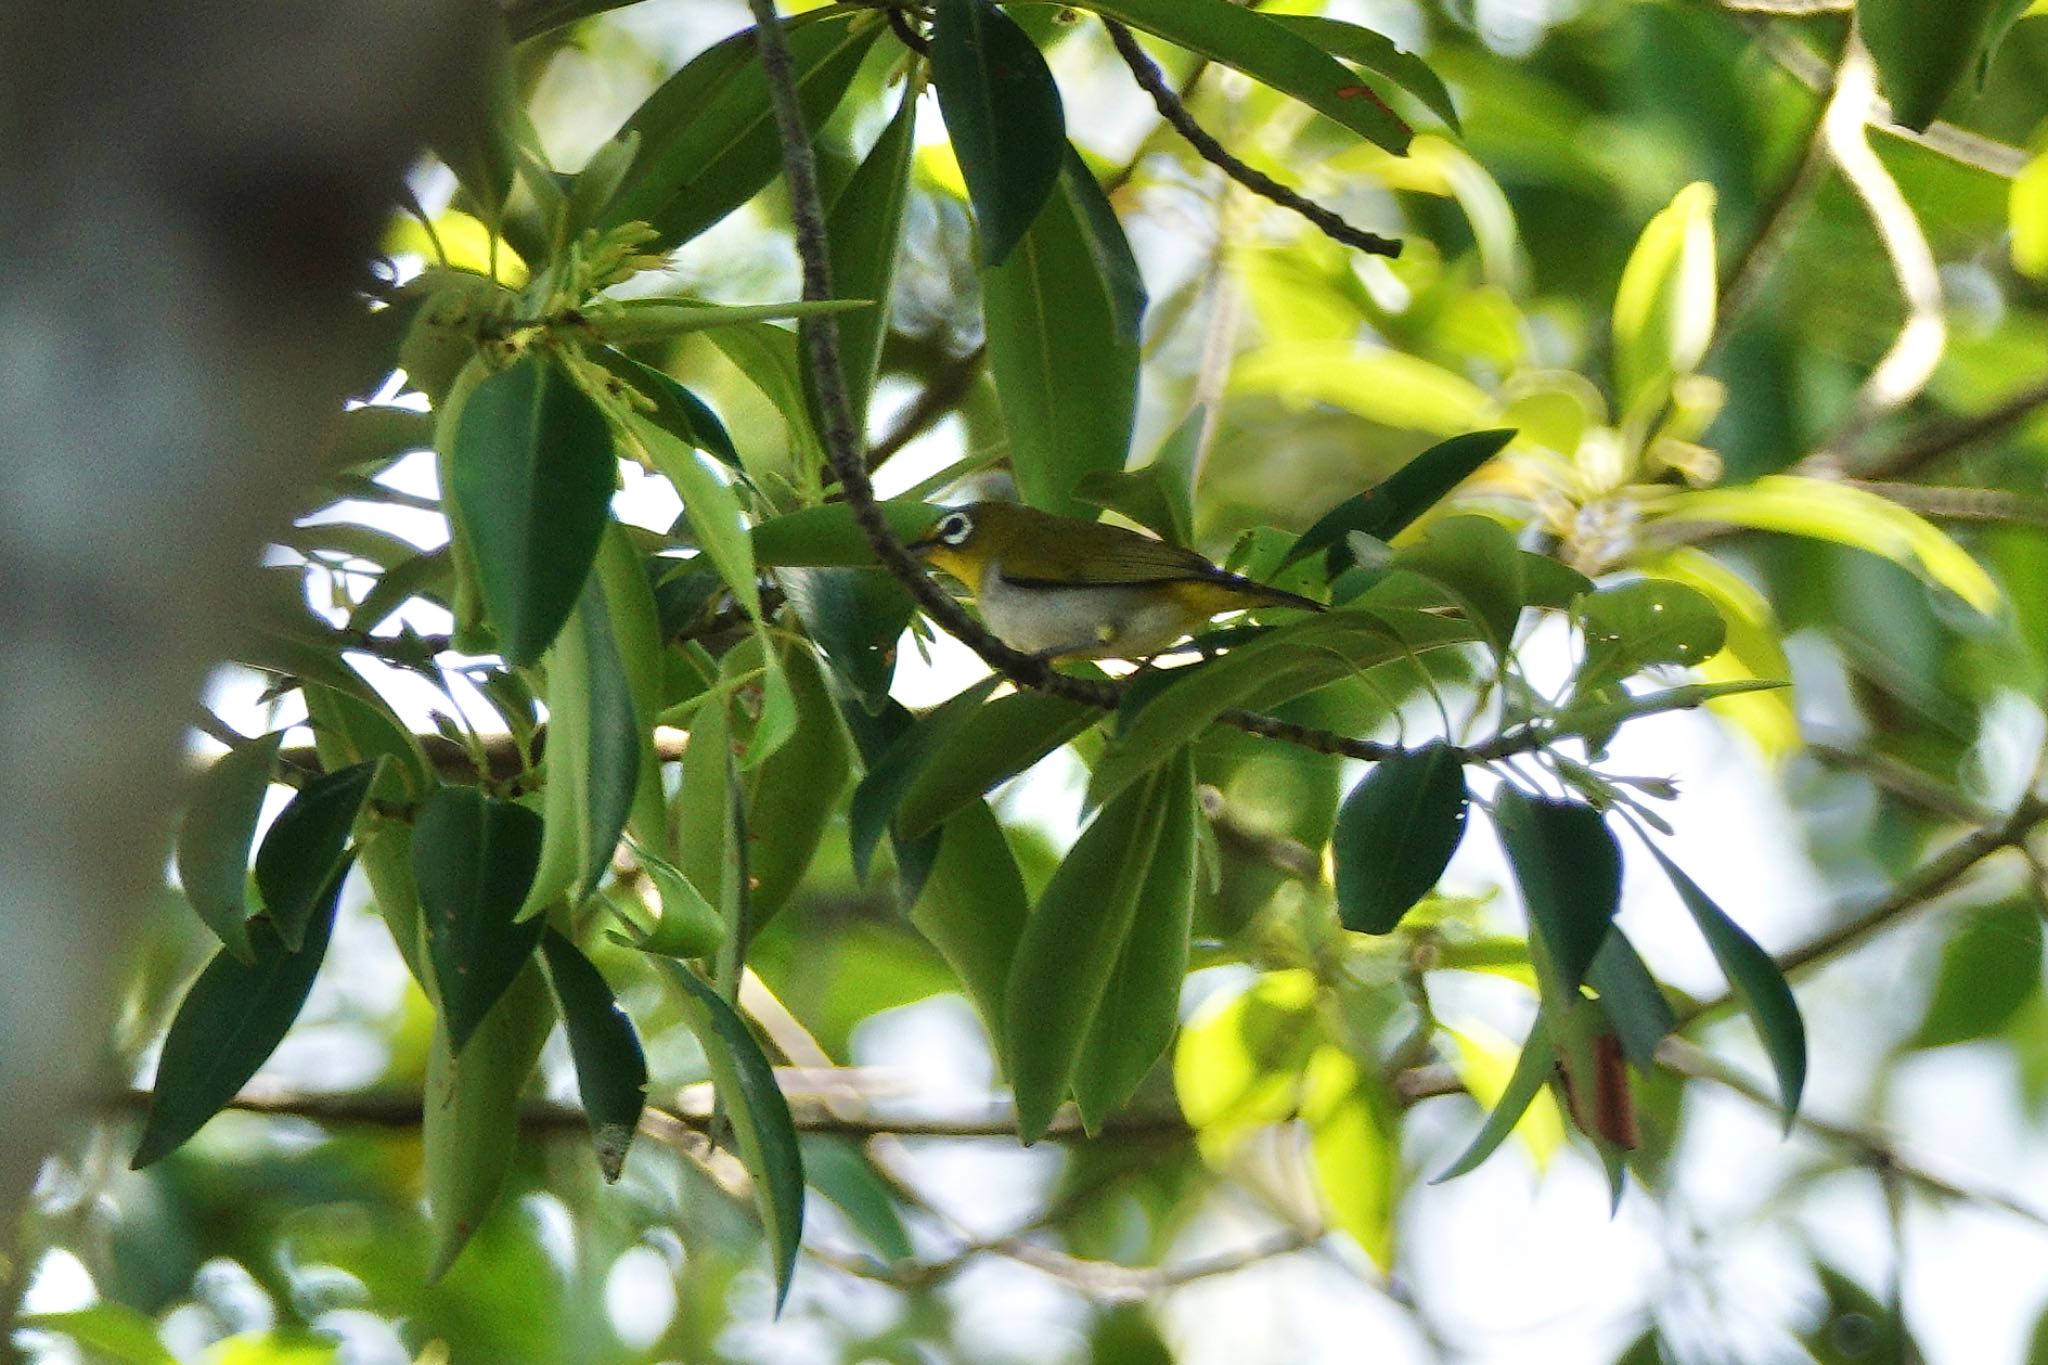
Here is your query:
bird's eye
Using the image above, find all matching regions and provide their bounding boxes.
[938,511,973,546]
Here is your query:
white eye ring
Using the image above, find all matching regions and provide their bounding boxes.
[937,511,974,546]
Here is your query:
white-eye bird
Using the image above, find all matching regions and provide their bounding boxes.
[908,501,1324,661]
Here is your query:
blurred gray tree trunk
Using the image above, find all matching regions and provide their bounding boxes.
[0,0,480,1244]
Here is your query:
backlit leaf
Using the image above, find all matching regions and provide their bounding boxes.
[1612,182,1717,420]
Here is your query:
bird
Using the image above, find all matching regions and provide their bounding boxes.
[907,501,1324,661]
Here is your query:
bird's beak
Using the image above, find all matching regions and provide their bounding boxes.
[906,531,939,554]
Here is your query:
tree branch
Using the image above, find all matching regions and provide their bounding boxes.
[1101,19,1402,259]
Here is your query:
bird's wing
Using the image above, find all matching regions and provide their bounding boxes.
[996,522,1223,586]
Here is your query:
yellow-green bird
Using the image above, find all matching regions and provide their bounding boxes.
[908,501,1324,661]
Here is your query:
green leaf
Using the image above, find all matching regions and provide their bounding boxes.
[674,691,735,916]
[132,866,346,1168]
[1333,742,1469,934]
[424,965,553,1281]
[634,415,760,619]
[654,960,807,1311]
[1302,1046,1399,1268]
[932,0,1066,267]
[1575,578,1726,695]
[780,568,916,712]
[591,297,870,347]
[1069,0,1412,154]
[1394,514,1527,657]
[1911,896,2042,1049]
[628,840,727,958]
[1859,0,2029,131]
[1612,182,1717,420]
[253,761,377,951]
[605,13,882,252]
[1260,13,1460,131]
[751,499,946,566]
[178,731,286,962]
[1283,429,1516,572]
[1090,608,1475,808]
[1642,840,1805,1126]
[983,149,1145,518]
[597,349,743,469]
[303,683,432,803]
[848,677,1003,883]
[1433,1012,1555,1181]
[414,786,547,1053]
[1073,406,1201,546]
[540,929,647,1181]
[799,1137,914,1264]
[1233,345,1489,436]
[1006,762,1175,1141]
[909,801,1032,1054]
[1549,680,1788,743]
[813,73,921,429]
[896,690,1098,839]
[1649,476,1999,615]
[447,354,618,666]
[19,1305,176,1365]
[1072,750,1199,1129]
[1493,788,1620,995]
[1521,553,1595,611]
[1584,929,1675,1071]
[744,643,852,921]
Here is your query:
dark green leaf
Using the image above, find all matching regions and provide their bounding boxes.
[447,354,617,666]
[1576,578,1726,695]
[1493,788,1620,994]
[1521,553,1595,610]
[1261,13,1460,131]
[932,0,1067,266]
[808,74,920,434]
[780,568,916,712]
[1910,896,2043,1049]
[1069,0,1412,154]
[347,546,455,635]
[1643,840,1805,1126]
[1006,763,1175,1141]
[848,676,1002,883]
[414,786,547,1053]
[983,150,1144,519]
[132,865,346,1168]
[304,683,432,802]
[654,960,807,1311]
[1333,741,1469,934]
[1433,1012,1554,1181]
[897,690,1098,839]
[910,801,1031,1054]
[540,929,647,1181]
[254,761,377,951]
[1585,929,1675,1071]
[1074,750,1200,1130]
[576,569,643,901]
[178,731,286,962]
[597,349,743,469]
[1858,0,2028,131]
[1284,429,1516,572]
[606,13,882,252]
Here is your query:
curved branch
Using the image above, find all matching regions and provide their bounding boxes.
[1101,19,1402,259]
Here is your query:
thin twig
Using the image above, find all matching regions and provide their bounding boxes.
[1714,79,1835,349]
[1680,794,2048,1023]
[1101,19,1402,259]
[1656,1038,2048,1232]
[1846,375,2048,480]
[864,344,986,473]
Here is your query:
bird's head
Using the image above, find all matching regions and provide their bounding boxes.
[908,501,1021,588]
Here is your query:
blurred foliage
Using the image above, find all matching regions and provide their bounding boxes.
[14,0,2048,1362]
